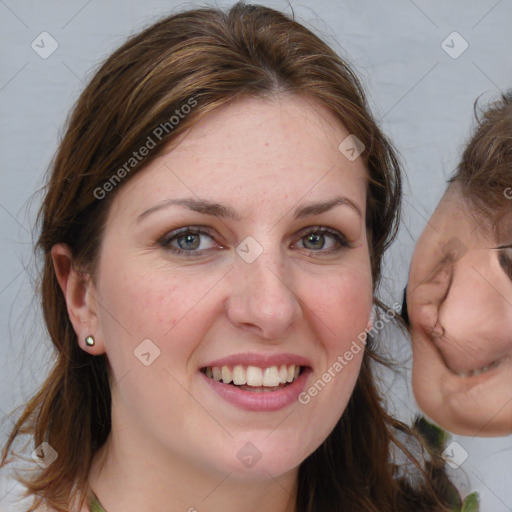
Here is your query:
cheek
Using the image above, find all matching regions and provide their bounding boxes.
[299,265,373,404]
[439,278,512,351]
[95,261,208,381]
[309,264,373,336]
[99,260,212,334]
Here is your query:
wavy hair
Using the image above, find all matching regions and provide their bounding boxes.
[449,91,512,241]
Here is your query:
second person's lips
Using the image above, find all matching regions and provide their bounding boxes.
[430,331,508,378]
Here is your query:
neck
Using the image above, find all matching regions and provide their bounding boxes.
[87,407,298,512]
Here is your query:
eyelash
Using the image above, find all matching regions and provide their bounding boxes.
[158,225,350,256]
[498,248,512,280]
[158,226,219,256]
[293,226,350,253]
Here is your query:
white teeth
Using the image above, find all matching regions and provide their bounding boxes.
[205,363,303,388]
[262,366,281,387]
[246,366,263,386]
[232,365,246,385]
[455,360,500,378]
[221,365,232,384]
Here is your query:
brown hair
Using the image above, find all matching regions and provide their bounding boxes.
[449,91,512,239]
[1,3,453,511]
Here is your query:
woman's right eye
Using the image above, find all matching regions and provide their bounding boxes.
[159,227,220,255]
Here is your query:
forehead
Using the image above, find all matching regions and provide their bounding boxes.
[108,94,369,222]
[424,185,497,248]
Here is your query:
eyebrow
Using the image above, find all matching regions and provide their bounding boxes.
[293,196,362,219]
[137,195,362,223]
[137,198,241,222]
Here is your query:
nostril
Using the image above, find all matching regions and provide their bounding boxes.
[430,322,445,338]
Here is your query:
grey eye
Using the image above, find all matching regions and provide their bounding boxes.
[302,233,326,250]
[177,233,201,250]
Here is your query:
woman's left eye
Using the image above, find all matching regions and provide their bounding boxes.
[159,227,219,254]
[294,227,349,253]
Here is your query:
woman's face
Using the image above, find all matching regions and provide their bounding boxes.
[88,95,372,479]
[408,183,512,436]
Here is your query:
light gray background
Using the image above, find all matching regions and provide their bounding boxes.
[1,0,512,510]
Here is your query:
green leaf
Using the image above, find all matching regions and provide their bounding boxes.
[413,415,449,454]
[461,492,479,512]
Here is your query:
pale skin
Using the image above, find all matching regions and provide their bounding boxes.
[408,182,512,436]
[49,95,373,512]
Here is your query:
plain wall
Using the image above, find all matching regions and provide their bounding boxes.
[1,0,512,510]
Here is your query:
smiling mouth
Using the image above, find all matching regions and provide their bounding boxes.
[201,364,305,392]
[428,331,507,379]
[450,359,502,378]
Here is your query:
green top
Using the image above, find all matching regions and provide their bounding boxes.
[89,492,107,512]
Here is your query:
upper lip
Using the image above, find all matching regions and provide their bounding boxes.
[429,329,506,374]
[201,352,312,369]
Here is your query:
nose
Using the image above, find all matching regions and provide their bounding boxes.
[226,252,302,339]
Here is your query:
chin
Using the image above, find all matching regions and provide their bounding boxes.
[416,385,512,437]
[224,427,329,482]
[217,450,304,482]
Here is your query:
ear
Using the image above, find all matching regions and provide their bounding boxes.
[51,243,105,355]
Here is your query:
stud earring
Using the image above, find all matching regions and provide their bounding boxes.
[85,335,95,347]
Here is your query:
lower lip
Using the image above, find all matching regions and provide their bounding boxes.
[201,369,311,412]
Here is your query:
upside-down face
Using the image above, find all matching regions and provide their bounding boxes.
[408,182,512,436]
